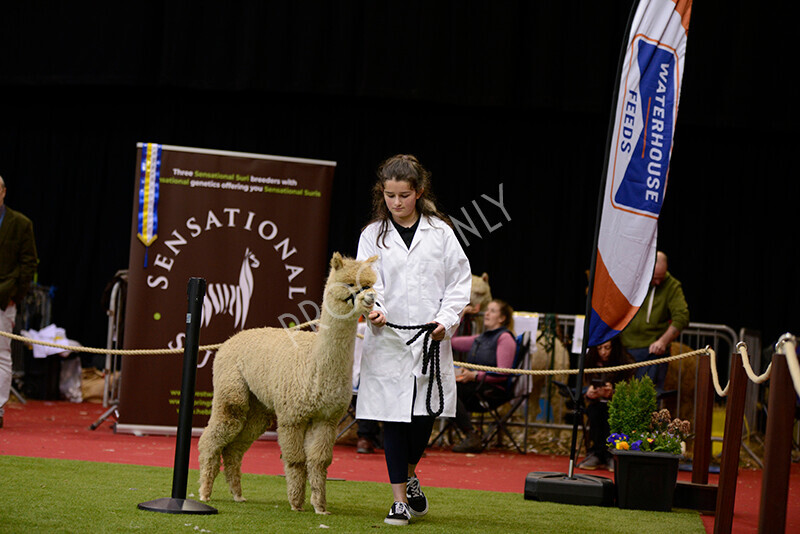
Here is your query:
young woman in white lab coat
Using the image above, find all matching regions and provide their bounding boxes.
[356,154,472,525]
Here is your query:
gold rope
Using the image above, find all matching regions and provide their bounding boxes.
[3,327,796,397]
[0,318,324,356]
[776,333,800,398]
[455,346,712,376]
[0,329,712,370]
[735,342,771,384]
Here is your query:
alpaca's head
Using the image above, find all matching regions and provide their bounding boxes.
[322,252,377,320]
[466,272,492,314]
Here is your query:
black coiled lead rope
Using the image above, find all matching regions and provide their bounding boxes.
[386,322,444,417]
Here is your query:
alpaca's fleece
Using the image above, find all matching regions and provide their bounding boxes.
[469,273,492,313]
[197,252,377,514]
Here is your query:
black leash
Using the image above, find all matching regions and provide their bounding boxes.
[386,322,444,417]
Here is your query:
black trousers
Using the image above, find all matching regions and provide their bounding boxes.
[382,416,436,484]
[585,400,611,461]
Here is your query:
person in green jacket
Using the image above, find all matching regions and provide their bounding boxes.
[619,251,689,390]
[0,175,38,429]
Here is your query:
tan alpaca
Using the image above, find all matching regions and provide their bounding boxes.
[467,272,492,314]
[197,253,377,514]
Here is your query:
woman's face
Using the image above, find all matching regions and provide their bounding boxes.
[383,179,421,225]
[483,301,506,330]
[597,341,612,363]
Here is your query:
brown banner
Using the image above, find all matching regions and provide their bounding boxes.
[118,144,335,431]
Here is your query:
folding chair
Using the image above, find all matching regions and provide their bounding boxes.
[471,330,532,453]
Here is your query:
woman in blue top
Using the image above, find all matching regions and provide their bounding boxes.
[450,299,516,453]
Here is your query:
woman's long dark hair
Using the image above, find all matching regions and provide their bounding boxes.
[584,335,634,385]
[364,154,452,247]
[586,335,628,368]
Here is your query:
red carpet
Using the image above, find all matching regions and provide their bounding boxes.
[2,400,798,533]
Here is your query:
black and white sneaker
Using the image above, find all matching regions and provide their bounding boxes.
[384,501,411,526]
[406,475,429,517]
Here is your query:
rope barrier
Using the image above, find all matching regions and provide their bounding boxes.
[706,334,797,398]
[708,344,731,397]
[3,327,798,399]
[0,317,324,356]
[736,342,772,384]
[0,329,718,375]
[0,330,195,355]
[775,333,800,398]
[456,346,712,376]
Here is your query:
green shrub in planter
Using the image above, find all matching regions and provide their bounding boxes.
[607,375,657,437]
[607,375,691,455]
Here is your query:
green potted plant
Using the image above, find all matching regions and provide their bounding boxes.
[606,376,692,511]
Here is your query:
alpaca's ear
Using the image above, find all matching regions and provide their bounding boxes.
[481,272,489,283]
[331,252,344,270]
[366,255,378,264]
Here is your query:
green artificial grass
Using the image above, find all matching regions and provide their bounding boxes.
[0,456,705,533]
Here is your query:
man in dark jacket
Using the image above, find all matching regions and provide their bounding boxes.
[0,175,38,428]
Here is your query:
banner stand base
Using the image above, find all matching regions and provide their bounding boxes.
[138,497,217,515]
[524,472,614,507]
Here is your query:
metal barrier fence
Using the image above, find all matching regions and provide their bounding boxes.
[89,271,127,431]
[466,312,759,459]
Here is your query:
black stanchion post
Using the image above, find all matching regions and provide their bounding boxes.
[172,277,205,500]
[138,277,217,515]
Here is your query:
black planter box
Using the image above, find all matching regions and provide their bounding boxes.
[612,449,680,511]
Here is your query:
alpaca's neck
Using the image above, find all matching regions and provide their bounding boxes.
[316,310,359,346]
[312,309,359,377]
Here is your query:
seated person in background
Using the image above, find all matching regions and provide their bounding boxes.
[449,299,516,453]
[577,336,634,471]
[356,419,381,454]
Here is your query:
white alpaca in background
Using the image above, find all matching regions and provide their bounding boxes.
[202,248,260,329]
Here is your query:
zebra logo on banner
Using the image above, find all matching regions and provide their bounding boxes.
[202,247,260,329]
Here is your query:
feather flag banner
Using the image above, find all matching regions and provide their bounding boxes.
[588,0,692,347]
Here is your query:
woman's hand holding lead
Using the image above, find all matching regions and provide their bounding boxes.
[430,322,445,341]
[368,310,386,327]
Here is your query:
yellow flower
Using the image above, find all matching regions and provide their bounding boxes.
[616,441,629,450]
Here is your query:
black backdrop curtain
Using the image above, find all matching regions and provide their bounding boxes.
[0,1,794,351]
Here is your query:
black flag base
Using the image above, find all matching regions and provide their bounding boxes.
[138,497,218,515]
[524,472,614,507]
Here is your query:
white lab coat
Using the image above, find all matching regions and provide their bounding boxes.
[355,215,471,422]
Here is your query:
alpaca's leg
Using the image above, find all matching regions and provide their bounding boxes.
[278,422,309,511]
[197,388,250,501]
[198,423,222,502]
[304,419,337,514]
[221,396,272,502]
